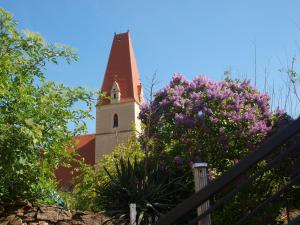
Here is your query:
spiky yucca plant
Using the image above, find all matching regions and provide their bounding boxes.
[96,158,192,225]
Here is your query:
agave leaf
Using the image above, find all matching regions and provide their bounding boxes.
[137,211,144,225]
[103,166,113,179]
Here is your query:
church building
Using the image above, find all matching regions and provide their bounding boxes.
[56,32,143,187]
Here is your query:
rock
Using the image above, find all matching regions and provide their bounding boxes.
[16,209,24,217]
[82,214,105,225]
[96,214,113,225]
[9,216,22,225]
[22,211,36,222]
[0,221,9,225]
[3,215,16,224]
[28,223,38,225]
[57,222,70,225]
[71,211,87,220]
[57,210,72,221]
[6,216,15,220]
[37,207,58,222]
[1,200,112,225]
[71,221,84,225]
[38,221,48,225]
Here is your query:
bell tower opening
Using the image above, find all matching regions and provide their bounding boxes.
[110,81,121,104]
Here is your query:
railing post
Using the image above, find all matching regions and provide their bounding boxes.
[193,162,211,225]
[130,203,137,225]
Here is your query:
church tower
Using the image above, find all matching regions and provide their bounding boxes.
[95,32,143,163]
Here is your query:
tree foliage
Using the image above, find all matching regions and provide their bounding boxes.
[0,8,93,202]
[138,74,299,224]
[69,134,144,211]
[139,73,282,173]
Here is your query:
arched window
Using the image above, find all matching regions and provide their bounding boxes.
[113,114,118,128]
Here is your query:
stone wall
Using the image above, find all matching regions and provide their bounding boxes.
[0,199,113,225]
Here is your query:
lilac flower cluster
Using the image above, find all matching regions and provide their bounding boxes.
[139,74,283,172]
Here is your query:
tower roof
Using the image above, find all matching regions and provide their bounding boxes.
[100,32,142,106]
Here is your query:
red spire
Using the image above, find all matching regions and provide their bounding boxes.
[100,32,142,106]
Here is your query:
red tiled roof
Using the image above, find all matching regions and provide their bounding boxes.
[100,32,142,105]
[74,134,96,165]
[55,134,95,188]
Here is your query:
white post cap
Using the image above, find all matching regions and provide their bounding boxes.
[193,162,208,168]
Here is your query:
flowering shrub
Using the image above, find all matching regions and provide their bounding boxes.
[140,74,281,173]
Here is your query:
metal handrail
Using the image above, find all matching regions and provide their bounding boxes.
[187,138,300,225]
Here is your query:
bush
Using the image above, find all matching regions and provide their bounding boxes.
[139,74,281,173]
[0,8,93,202]
[138,74,294,224]
[96,157,192,225]
[69,134,144,211]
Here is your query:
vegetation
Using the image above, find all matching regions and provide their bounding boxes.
[68,134,144,211]
[61,74,297,224]
[139,74,283,173]
[0,8,93,202]
[138,74,299,224]
[96,157,192,225]
[1,6,299,225]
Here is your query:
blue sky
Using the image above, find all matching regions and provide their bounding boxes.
[2,0,300,133]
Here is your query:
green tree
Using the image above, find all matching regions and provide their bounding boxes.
[0,8,93,202]
[139,74,295,224]
[69,133,144,211]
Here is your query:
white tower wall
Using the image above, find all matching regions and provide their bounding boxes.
[95,101,141,163]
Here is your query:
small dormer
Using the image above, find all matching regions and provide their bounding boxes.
[110,81,121,104]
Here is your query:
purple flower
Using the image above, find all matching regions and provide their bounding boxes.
[209,116,219,124]
[250,121,271,133]
[139,73,276,163]
[170,73,189,87]
[190,92,200,101]
[175,113,195,128]
[241,80,250,89]
[159,98,169,107]
[275,108,285,117]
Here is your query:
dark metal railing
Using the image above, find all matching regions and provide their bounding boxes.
[156,116,300,225]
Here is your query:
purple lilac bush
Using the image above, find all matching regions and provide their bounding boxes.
[139,74,283,173]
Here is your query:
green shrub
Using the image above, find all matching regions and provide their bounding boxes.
[0,8,93,202]
[69,134,144,211]
[96,157,192,224]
